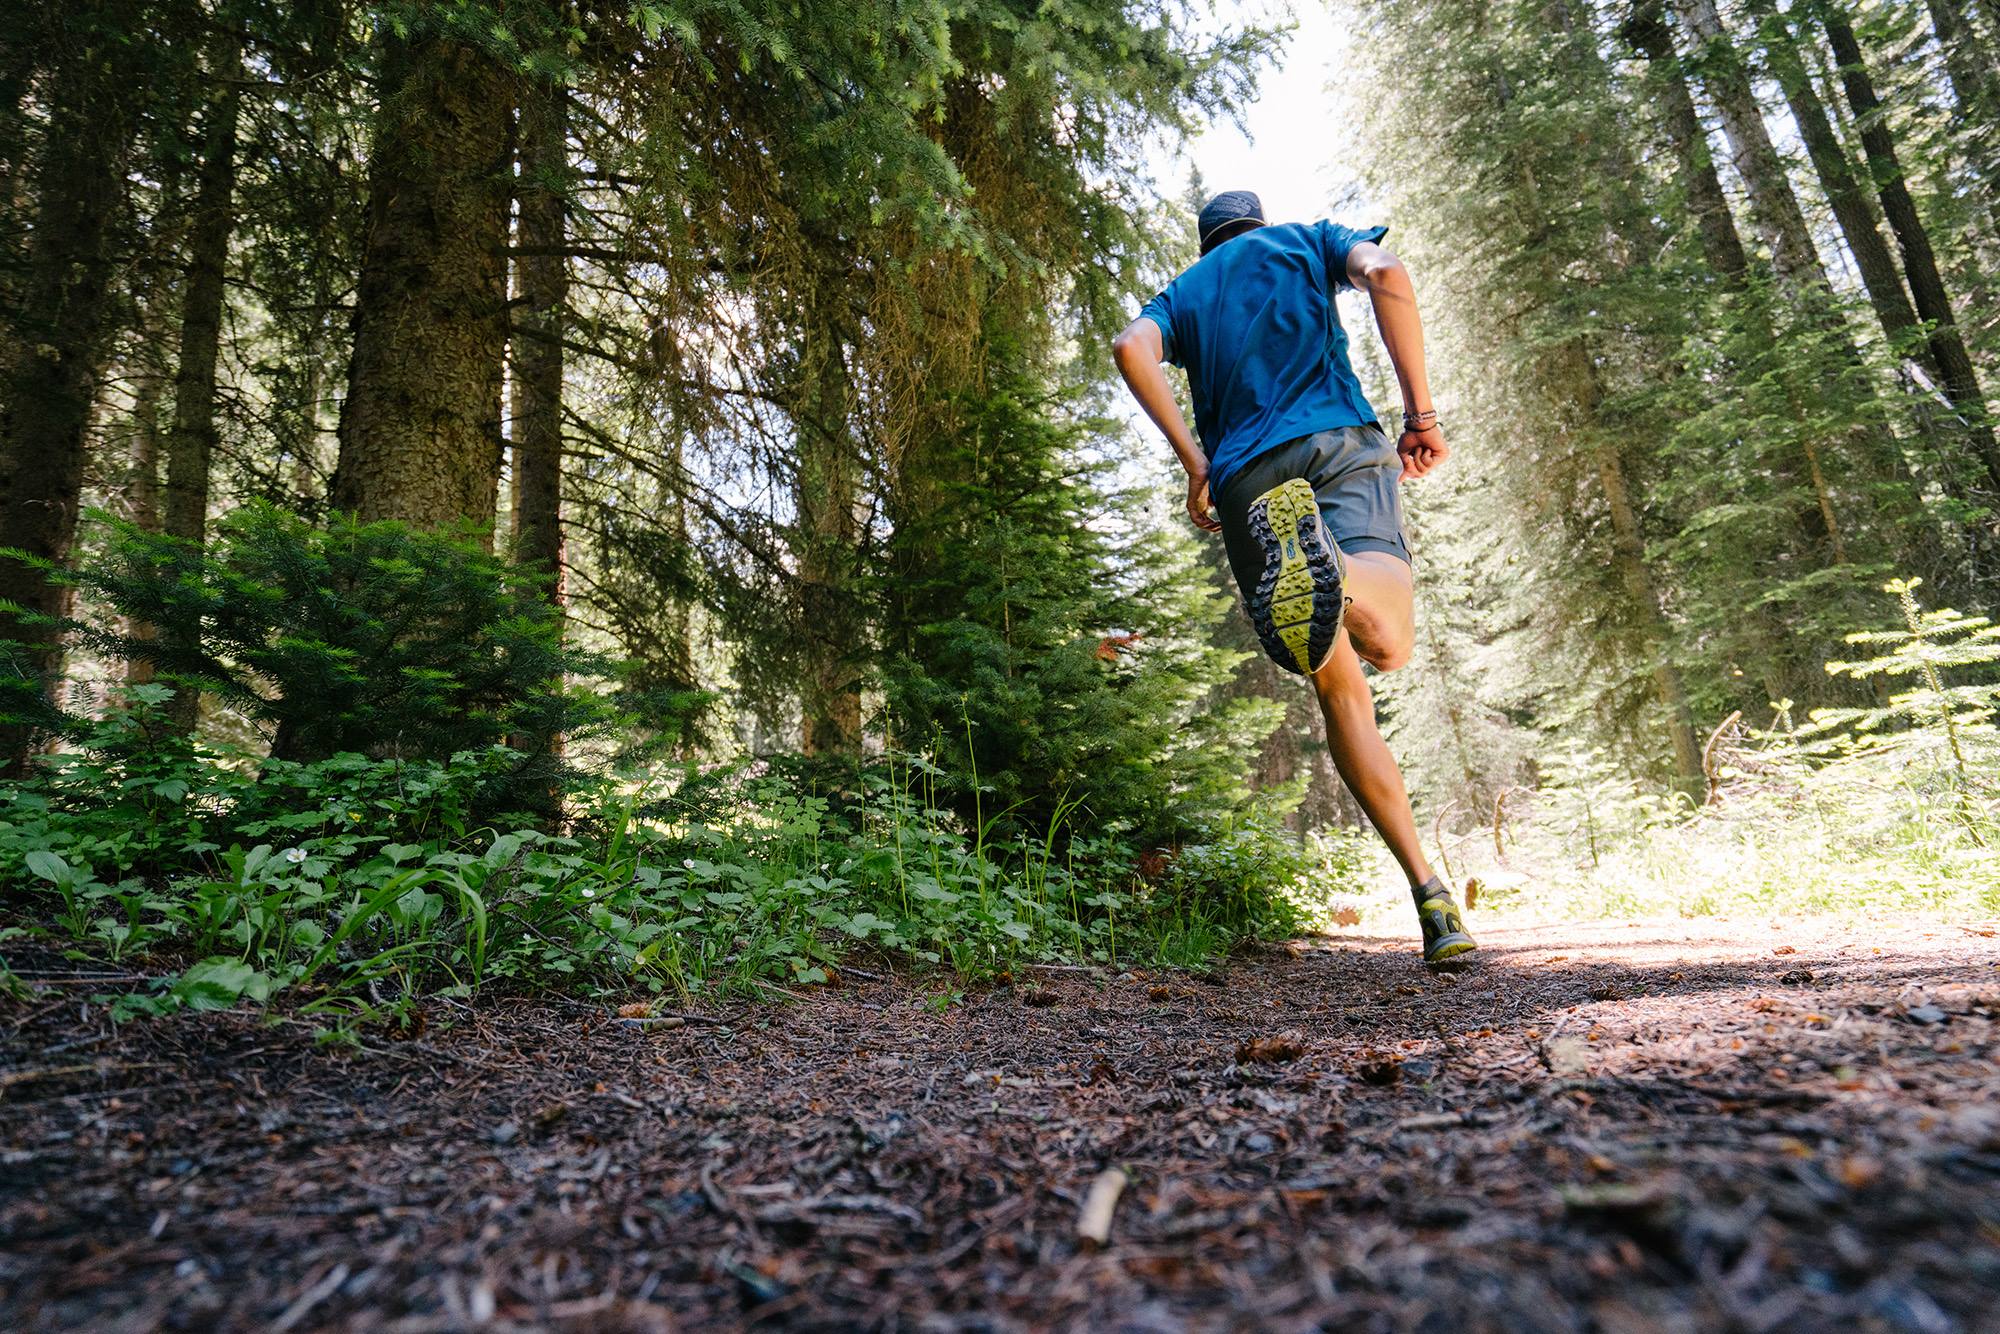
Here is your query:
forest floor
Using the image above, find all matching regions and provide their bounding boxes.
[3,918,1998,1333]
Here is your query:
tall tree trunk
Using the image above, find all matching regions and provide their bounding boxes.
[1757,1,1965,568]
[123,369,164,686]
[291,357,323,503]
[1821,1,2000,493]
[1670,0,1828,292]
[161,27,243,730]
[1589,428,1707,793]
[795,267,864,755]
[1629,0,1851,566]
[0,1,144,771]
[1910,0,2000,319]
[1489,8,1705,790]
[1623,1,1751,280]
[1922,0,2000,197]
[126,378,163,533]
[511,76,567,597]
[330,32,512,535]
[1753,2,1932,369]
[119,144,187,691]
[506,72,569,806]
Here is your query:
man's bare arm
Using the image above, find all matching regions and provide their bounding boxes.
[1112,317,1222,532]
[1346,241,1449,481]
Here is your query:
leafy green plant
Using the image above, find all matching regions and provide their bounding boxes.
[4,738,1343,1020]
[0,685,226,887]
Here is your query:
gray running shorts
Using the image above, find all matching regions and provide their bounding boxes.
[1213,425,1411,600]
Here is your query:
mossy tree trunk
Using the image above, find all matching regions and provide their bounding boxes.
[330,32,512,537]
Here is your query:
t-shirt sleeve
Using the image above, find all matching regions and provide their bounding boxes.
[1138,288,1178,365]
[1317,221,1390,292]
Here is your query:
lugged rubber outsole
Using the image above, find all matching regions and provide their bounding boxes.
[1244,478,1344,676]
[1424,935,1478,970]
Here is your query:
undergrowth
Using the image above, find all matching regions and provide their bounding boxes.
[1420,579,2000,926]
[0,689,1341,1030]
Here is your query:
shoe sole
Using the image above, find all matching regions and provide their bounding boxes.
[1425,936,1478,970]
[1245,478,1344,675]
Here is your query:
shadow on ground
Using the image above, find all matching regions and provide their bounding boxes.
[2,918,1996,1331]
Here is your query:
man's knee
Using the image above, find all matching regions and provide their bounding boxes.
[1360,634,1413,672]
[1344,605,1414,672]
[1341,550,1415,671]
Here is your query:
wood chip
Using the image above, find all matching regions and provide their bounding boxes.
[1076,1167,1129,1247]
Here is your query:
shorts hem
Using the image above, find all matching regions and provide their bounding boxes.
[1335,535,1409,563]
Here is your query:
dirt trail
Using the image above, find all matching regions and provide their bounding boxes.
[3,919,1997,1332]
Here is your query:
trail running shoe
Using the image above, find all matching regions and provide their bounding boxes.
[1245,477,1345,675]
[1414,876,1477,968]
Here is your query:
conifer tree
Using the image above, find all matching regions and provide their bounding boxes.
[1817,0,2000,493]
[0,0,152,770]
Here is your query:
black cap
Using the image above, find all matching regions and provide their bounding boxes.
[1197,190,1265,255]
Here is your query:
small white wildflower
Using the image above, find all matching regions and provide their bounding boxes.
[683,858,696,869]
[581,886,596,899]
[283,847,308,865]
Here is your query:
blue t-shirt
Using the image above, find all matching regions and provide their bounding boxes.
[1139,220,1387,497]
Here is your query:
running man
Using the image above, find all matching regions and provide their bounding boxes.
[1112,189,1475,967]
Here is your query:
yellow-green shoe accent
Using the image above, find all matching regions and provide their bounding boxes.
[1244,477,1344,676]
[1414,877,1477,969]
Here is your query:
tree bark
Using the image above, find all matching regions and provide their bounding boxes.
[1820,1,2000,493]
[1590,427,1707,793]
[511,76,567,597]
[119,144,187,691]
[164,29,239,550]
[123,369,164,686]
[330,32,512,535]
[795,268,864,755]
[0,1,144,770]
